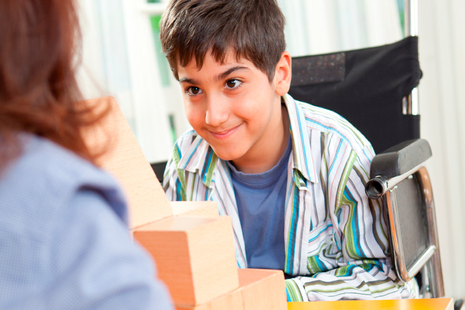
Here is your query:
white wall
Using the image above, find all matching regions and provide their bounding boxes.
[77,0,175,164]
[418,0,465,300]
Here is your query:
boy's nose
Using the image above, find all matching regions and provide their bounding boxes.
[205,95,229,127]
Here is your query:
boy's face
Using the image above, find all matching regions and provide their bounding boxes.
[177,51,291,173]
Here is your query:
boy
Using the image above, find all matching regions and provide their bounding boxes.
[159,0,416,301]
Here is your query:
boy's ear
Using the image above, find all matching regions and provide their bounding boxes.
[274,52,292,96]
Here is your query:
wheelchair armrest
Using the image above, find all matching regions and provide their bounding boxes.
[366,139,432,199]
[371,139,432,178]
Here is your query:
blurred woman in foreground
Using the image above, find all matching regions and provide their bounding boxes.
[0,0,173,309]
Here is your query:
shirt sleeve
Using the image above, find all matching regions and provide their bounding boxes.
[285,142,417,301]
[43,190,174,310]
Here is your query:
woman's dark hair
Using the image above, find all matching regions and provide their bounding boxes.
[159,0,286,82]
[0,0,108,171]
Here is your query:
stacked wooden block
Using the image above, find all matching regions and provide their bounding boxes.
[83,97,287,310]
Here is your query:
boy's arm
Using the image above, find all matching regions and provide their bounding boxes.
[285,260,417,301]
[285,145,417,301]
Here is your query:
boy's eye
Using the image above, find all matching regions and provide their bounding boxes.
[225,79,242,89]
[186,86,202,96]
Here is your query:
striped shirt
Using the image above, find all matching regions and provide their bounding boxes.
[163,94,416,301]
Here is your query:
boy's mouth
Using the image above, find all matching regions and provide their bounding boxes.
[209,124,241,140]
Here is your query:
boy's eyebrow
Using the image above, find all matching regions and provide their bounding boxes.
[179,77,197,84]
[179,66,250,84]
[216,66,249,81]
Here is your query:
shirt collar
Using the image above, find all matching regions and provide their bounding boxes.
[177,134,218,187]
[282,94,318,184]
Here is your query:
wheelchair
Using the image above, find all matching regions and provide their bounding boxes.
[289,34,462,309]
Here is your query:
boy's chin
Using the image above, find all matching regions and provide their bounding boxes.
[210,145,245,163]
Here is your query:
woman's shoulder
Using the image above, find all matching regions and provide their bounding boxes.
[0,134,127,232]
[19,134,120,191]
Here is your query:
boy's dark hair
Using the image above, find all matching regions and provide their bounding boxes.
[159,0,286,82]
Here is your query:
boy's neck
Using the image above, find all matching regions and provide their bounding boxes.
[230,104,290,174]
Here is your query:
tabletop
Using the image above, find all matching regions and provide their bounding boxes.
[288,298,454,310]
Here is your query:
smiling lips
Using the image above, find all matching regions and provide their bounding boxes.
[209,124,241,140]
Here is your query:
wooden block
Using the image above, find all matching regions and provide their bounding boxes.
[170,201,219,217]
[133,215,239,306]
[175,268,287,310]
[175,288,243,310]
[81,97,172,229]
[238,268,287,310]
[287,298,454,310]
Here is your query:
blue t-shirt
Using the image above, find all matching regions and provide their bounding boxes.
[228,135,292,270]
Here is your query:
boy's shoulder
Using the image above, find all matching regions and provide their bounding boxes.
[294,97,355,131]
[285,95,374,157]
[291,96,371,147]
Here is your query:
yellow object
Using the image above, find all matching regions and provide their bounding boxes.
[288,298,454,310]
